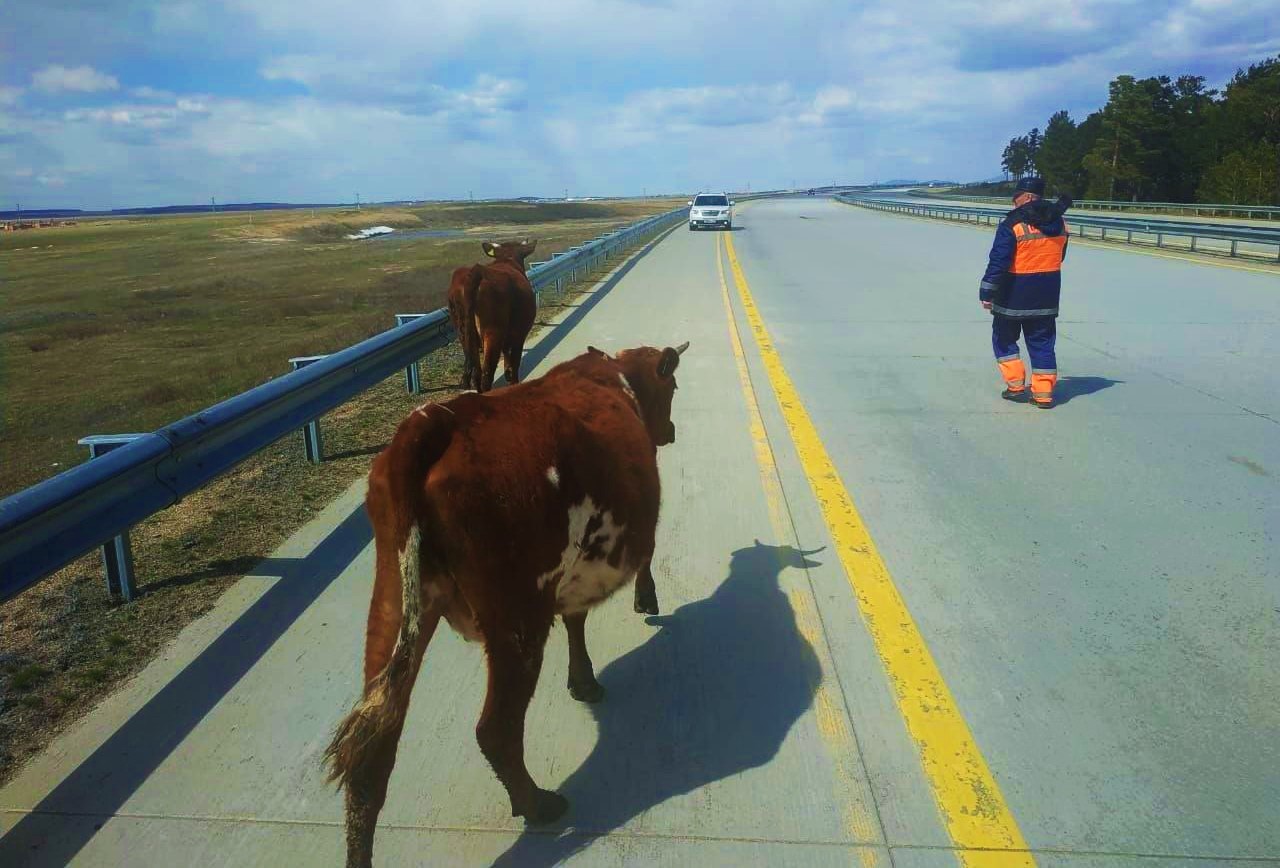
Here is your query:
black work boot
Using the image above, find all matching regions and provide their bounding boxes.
[1001,388,1029,403]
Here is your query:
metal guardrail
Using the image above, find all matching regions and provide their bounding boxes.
[0,205,689,603]
[838,195,1280,261]
[906,189,1280,220]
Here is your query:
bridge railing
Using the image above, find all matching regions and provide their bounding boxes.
[0,205,690,604]
[837,195,1280,261]
[905,189,1280,221]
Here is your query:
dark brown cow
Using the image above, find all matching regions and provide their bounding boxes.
[446,239,538,393]
[325,342,688,868]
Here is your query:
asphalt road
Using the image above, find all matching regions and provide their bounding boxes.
[2,197,1276,867]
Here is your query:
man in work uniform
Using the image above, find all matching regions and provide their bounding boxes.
[978,176,1071,408]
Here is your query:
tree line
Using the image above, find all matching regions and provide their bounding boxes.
[999,57,1279,205]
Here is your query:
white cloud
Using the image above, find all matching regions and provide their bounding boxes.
[64,98,212,129]
[132,86,176,101]
[32,64,119,94]
[4,0,1278,207]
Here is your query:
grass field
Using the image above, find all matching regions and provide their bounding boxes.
[0,199,680,782]
[0,199,677,496]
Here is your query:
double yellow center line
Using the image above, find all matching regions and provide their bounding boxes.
[721,230,1035,866]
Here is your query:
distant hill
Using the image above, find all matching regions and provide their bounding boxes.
[0,202,343,220]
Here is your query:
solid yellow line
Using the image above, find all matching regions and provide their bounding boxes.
[837,199,1280,276]
[715,239,884,862]
[722,231,1035,867]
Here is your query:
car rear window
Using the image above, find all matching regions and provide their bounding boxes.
[694,195,728,206]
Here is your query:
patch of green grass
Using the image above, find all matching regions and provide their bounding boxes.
[77,663,113,685]
[9,664,52,691]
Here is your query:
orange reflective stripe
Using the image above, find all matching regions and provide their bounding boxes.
[1011,222,1068,275]
[998,357,1026,388]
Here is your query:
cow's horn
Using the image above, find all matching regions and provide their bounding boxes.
[674,341,690,355]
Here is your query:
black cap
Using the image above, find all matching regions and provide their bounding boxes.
[1014,176,1046,196]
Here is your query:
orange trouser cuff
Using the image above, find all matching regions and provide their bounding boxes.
[997,356,1026,390]
[1031,370,1057,403]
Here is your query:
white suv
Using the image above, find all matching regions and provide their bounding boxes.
[687,193,733,230]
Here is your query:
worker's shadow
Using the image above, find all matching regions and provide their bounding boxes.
[1053,375,1123,405]
[491,541,824,867]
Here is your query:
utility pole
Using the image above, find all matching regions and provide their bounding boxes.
[211,196,216,213]
[356,192,361,211]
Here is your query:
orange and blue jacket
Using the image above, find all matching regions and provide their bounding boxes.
[979,197,1070,318]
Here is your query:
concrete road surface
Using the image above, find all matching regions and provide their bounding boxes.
[2,197,1276,866]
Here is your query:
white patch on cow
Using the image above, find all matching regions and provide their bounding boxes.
[546,465,560,488]
[535,496,634,612]
[618,373,639,410]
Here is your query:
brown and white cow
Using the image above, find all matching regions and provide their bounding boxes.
[446,239,538,393]
[326,342,687,868]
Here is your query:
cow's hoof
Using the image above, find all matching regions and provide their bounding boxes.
[568,677,605,704]
[633,590,659,616]
[516,789,569,825]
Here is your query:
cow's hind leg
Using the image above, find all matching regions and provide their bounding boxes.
[477,621,567,823]
[633,559,659,615]
[461,319,481,390]
[479,331,503,392]
[501,339,525,386]
[564,611,605,703]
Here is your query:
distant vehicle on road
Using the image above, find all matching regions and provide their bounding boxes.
[687,193,733,230]
[807,189,816,196]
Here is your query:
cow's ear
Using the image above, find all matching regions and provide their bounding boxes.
[587,345,604,356]
[481,241,497,257]
[521,238,537,255]
[657,347,681,379]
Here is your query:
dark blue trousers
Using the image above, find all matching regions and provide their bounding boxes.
[992,314,1056,372]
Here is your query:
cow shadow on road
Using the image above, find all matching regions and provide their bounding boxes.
[491,541,823,867]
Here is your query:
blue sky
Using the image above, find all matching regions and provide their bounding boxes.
[2,1,1277,209]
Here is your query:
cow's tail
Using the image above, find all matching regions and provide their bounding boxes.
[324,406,455,793]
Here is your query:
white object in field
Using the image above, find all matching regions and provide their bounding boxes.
[345,225,396,240]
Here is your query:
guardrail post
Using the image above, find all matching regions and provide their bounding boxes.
[394,314,428,393]
[78,434,147,601]
[288,355,328,462]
